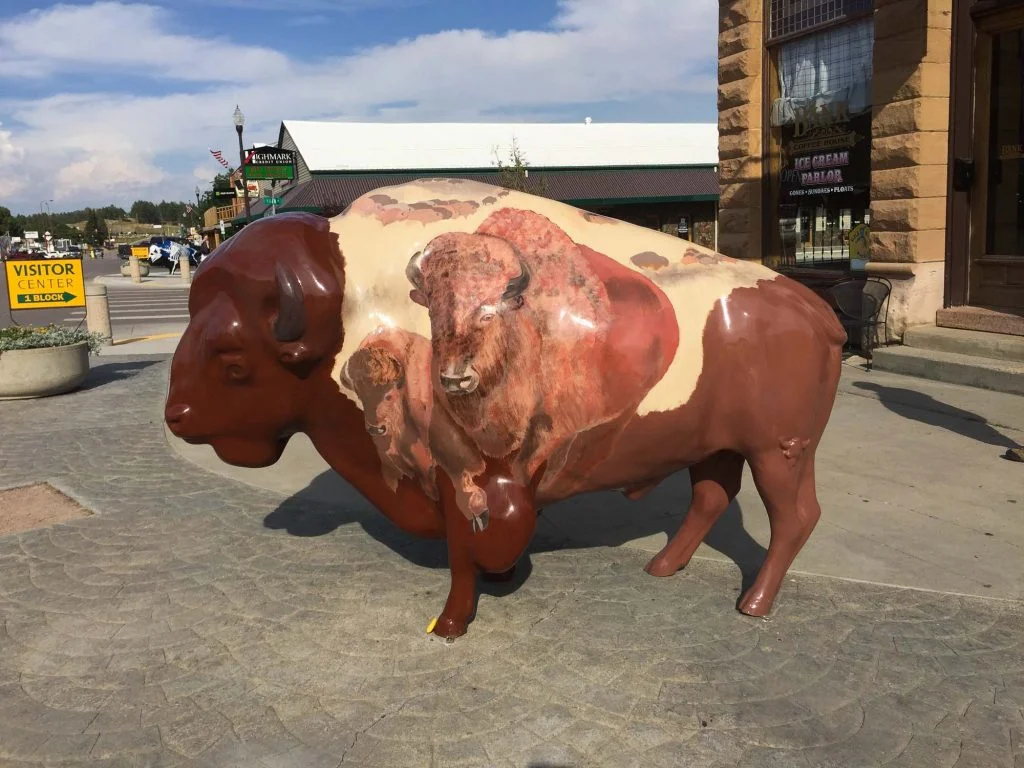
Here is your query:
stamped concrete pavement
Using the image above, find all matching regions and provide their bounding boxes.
[0,356,1022,767]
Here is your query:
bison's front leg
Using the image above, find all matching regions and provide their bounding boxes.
[432,506,479,639]
[431,474,538,640]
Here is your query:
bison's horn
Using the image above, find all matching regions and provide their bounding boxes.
[273,262,307,342]
[405,250,424,291]
[501,260,531,300]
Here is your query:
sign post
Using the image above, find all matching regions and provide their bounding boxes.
[5,258,86,311]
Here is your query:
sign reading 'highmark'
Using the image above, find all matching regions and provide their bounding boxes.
[245,147,296,180]
[5,259,86,310]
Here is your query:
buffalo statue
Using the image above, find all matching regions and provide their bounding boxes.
[165,178,846,640]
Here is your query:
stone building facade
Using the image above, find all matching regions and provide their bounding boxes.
[719,0,1024,340]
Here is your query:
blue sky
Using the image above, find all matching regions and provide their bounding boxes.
[0,0,718,214]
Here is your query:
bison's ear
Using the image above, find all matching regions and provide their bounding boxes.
[409,289,428,307]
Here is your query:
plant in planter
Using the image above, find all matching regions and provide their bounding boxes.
[0,325,106,399]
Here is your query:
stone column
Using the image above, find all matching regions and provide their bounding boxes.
[84,283,112,344]
[717,0,764,261]
[868,0,953,340]
[179,252,191,284]
[128,255,142,284]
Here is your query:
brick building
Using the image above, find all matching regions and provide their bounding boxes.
[718,0,1024,340]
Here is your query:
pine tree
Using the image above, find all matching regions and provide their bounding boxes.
[83,209,99,246]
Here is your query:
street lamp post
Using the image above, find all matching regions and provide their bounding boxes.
[233,105,252,226]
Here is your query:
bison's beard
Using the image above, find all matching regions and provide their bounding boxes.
[206,435,290,468]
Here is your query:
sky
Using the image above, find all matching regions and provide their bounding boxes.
[0,0,719,215]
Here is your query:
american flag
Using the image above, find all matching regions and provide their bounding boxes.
[184,203,194,214]
[208,148,230,169]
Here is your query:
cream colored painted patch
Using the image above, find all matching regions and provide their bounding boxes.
[329,178,779,415]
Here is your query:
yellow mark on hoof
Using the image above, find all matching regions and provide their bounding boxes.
[111,332,181,346]
[426,617,437,634]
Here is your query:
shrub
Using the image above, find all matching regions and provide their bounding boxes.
[0,325,105,354]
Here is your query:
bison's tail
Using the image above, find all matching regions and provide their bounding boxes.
[790,279,847,348]
[817,298,848,348]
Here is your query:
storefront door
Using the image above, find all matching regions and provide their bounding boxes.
[968,3,1024,310]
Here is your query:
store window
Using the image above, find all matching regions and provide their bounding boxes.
[767,11,874,267]
[986,27,1024,256]
[769,0,873,41]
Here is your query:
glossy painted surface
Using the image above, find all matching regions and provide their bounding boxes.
[165,179,846,639]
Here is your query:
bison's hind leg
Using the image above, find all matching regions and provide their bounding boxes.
[737,450,820,617]
[645,451,745,578]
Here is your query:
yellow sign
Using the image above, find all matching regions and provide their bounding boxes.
[5,258,87,310]
[848,223,871,261]
[131,245,150,259]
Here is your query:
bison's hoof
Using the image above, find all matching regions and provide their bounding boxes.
[431,614,468,640]
[481,566,516,583]
[737,587,775,618]
[643,552,685,578]
[470,509,490,534]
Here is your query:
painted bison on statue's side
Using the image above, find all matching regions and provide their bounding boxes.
[164,178,846,640]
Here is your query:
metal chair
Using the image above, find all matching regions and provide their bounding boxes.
[825,276,892,370]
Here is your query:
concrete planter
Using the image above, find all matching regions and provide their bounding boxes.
[0,341,90,400]
[120,260,151,277]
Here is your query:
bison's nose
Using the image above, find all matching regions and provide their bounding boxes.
[440,369,479,395]
[165,403,192,434]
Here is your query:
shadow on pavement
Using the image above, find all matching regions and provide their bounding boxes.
[265,466,768,594]
[851,380,1020,449]
[80,359,165,391]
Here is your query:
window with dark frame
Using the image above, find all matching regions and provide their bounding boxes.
[768,0,874,42]
[765,0,875,268]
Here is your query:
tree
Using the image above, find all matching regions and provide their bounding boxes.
[130,200,161,224]
[493,138,549,197]
[0,206,14,237]
[83,209,100,246]
[53,222,79,241]
[82,209,109,246]
[157,200,186,223]
[201,170,236,212]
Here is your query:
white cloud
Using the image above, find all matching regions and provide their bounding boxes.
[54,153,165,201]
[0,2,291,83]
[0,0,718,213]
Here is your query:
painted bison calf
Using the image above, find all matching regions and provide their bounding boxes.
[339,328,489,523]
[165,178,846,640]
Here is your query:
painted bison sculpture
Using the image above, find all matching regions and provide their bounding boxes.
[165,178,846,639]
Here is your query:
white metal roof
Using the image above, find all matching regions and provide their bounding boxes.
[281,120,718,172]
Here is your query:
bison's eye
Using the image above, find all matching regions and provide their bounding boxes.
[219,353,251,383]
[479,311,495,324]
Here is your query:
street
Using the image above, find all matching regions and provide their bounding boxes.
[1,253,190,335]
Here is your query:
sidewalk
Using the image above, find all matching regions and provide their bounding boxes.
[0,356,1021,767]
